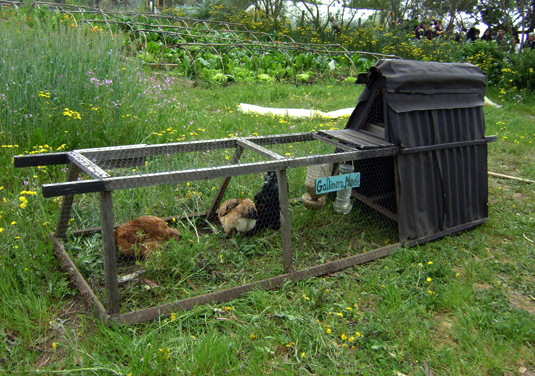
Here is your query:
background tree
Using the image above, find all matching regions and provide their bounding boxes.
[292,0,337,33]
[250,0,286,21]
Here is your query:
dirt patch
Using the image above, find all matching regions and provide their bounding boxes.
[33,297,92,370]
[473,283,491,291]
[431,314,457,347]
[512,192,526,201]
[508,292,535,316]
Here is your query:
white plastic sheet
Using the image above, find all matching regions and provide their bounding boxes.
[238,103,355,119]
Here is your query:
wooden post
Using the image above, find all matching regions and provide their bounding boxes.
[206,146,244,222]
[277,169,293,272]
[55,163,80,239]
[99,191,120,315]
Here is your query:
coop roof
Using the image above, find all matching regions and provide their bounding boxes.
[344,59,490,242]
[359,59,487,113]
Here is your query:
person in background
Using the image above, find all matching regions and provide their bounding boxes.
[433,20,444,38]
[509,34,522,54]
[466,27,480,42]
[480,28,493,41]
[455,27,467,43]
[495,29,507,48]
[523,32,535,50]
[510,34,521,53]
[414,22,427,40]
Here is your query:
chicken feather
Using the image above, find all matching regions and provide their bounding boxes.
[114,215,180,257]
[218,198,257,235]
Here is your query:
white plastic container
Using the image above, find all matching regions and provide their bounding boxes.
[333,163,354,214]
[305,163,331,200]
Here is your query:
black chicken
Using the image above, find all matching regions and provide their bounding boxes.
[248,171,285,235]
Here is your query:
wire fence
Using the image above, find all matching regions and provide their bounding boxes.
[1,1,401,81]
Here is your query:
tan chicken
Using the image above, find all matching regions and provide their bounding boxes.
[114,215,180,257]
[217,198,258,235]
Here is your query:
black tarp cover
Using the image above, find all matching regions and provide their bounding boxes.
[350,59,488,241]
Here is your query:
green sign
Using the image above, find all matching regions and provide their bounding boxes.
[315,172,361,194]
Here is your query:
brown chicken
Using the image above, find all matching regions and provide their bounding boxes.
[114,215,180,257]
[218,198,258,235]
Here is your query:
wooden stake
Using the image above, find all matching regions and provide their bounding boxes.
[277,169,293,273]
[99,191,119,315]
[489,171,535,184]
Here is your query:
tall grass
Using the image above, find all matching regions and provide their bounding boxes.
[0,16,148,149]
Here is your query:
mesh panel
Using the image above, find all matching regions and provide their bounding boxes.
[360,89,385,137]
[54,131,398,314]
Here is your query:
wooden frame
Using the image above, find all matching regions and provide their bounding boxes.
[14,132,487,324]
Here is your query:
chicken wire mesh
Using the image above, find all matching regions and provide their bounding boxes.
[359,89,384,135]
[53,134,399,314]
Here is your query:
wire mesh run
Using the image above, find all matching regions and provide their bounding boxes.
[29,131,397,320]
[58,161,399,316]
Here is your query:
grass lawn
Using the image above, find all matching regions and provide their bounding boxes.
[1,14,534,375]
[1,80,534,375]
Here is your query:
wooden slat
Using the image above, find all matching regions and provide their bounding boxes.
[352,191,399,222]
[13,152,69,168]
[488,172,535,184]
[237,138,284,160]
[55,163,81,239]
[68,152,110,179]
[355,129,392,146]
[361,123,385,138]
[99,191,119,315]
[206,146,245,223]
[42,180,108,198]
[49,234,110,323]
[320,130,376,149]
[318,129,393,149]
[41,148,399,198]
[277,169,293,272]
[312,133,357,152]
[111,243,401,324]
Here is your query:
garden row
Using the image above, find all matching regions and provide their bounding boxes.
[2,1,535,91]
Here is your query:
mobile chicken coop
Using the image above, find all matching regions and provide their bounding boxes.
[15,59,496,324]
